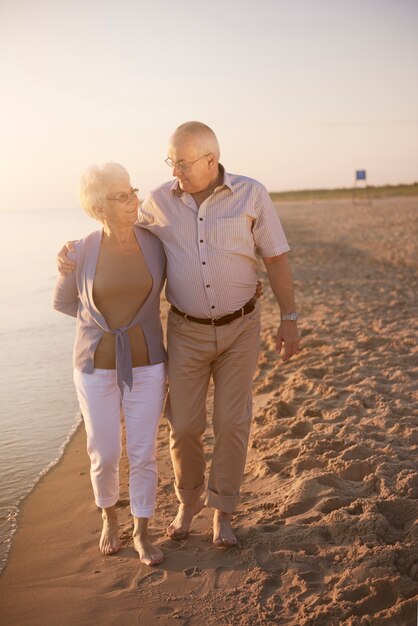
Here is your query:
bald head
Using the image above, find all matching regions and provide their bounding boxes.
[170,121,220,160]
[167,121,222,195]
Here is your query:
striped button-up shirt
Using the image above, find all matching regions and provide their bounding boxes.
[138,165,290,318]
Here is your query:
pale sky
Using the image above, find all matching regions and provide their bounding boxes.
[1,0,417,211]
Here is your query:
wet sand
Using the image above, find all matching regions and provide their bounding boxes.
[1,197,417,625]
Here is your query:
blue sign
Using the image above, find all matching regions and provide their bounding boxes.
[356,170,366,180]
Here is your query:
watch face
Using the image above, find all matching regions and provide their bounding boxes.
[283,312,298,321]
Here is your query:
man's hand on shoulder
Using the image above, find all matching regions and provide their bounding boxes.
[276,321,300,361]
[57,241,77,276]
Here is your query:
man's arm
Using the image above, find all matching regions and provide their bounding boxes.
[262,252,300,361]
[57,241,77,275]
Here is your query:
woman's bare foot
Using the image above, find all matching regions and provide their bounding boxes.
[133,535,164,566]
[99,507,121,555]
[166,500,204,540]
[133,517,164,566]
[213,510,238,547]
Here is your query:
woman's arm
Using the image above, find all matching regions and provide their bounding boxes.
[52,251,79,317]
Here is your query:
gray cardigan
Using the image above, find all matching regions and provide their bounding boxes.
[53,224,167,394]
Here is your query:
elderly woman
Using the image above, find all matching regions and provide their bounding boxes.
[53,163,166,566]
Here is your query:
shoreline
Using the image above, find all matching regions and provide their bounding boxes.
[0,411,83,577]
[0,421,99,624]
[1,198,417,625]
[0,413,83,576]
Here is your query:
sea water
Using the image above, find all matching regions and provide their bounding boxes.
[0,209,99,572]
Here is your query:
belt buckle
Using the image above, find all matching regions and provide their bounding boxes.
[211,315,221,326]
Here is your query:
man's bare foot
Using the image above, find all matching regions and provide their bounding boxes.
[166,500,204,540]
[213,510,237,547]
[133,534,164,566]
[99,508,121,555]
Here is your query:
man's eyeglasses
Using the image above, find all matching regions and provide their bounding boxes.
[106,187,139,203]
[164,153,211,171]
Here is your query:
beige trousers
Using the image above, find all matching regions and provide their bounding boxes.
[165,302,261,513]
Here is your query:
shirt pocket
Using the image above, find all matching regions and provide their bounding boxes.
[215,217,254,252]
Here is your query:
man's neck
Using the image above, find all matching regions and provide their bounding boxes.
[191,170,223,207]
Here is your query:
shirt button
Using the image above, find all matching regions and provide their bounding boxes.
[199,218,203,221]
[202,262,206,265]
[200,239,203,243]
[211,306,215,309]
[206,284,210,288]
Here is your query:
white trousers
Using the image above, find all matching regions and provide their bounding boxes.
[73,363,166,518]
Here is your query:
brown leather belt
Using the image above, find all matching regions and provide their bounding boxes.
[171,297,257,327]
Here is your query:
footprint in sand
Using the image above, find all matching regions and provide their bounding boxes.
[292,456,327,474]
[260,424,286,439]
[316,495,353,514]
[341,444,374,461]
[269,400,295,419]
[285,420,313,439]
[302,406,323,418]
[335,579,399,618]
[252,548,284,610]
[376,498,418,534]
[213,566,227,590]
[338,461,375,482]
[183,566,203,578]
[279,497,317,519]
[333,581,371,603]
[258,575,282,608]
[279,445,301,460]
[136,570,166,589]
[254,545,285,575]
[212,566,242,591]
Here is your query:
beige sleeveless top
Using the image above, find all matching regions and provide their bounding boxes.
[92,244,153,369]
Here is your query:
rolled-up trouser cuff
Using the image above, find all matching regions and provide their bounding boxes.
[131,505,155,519]
[205,489,240,514]
[174,481,205,505]
[95,494,119,509]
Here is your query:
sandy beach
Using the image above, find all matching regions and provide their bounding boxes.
[1,197,417,626]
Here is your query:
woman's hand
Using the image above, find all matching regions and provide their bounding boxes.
[255,280,263,299]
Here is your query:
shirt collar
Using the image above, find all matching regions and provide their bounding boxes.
[170,163,234,197]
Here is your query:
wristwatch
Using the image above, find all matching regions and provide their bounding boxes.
[281,311,299,321]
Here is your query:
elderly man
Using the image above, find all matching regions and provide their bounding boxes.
[138,121,299,547]
[58,121,299,547]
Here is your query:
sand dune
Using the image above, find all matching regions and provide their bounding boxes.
[0,197,417,625]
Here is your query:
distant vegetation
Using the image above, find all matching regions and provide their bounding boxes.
[270,182,418,202]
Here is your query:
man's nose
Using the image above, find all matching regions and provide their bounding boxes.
[172,163,182,177]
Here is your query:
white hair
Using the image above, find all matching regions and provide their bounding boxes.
[78,162,130,221]
[171,121,220,160]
